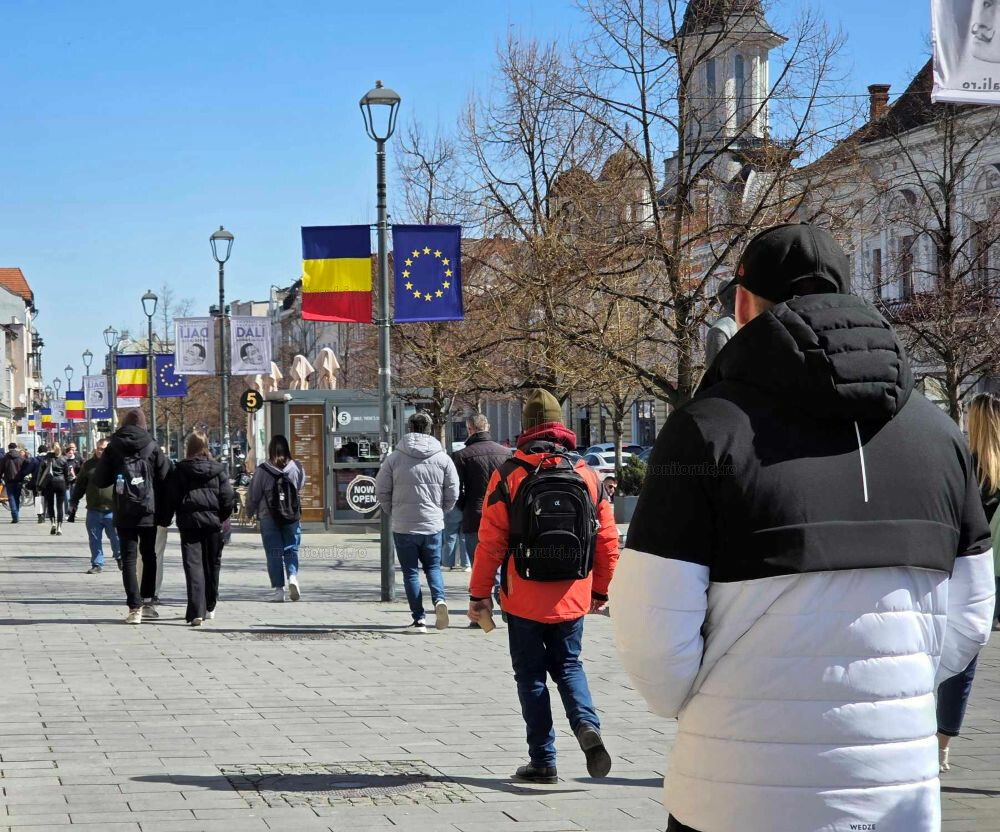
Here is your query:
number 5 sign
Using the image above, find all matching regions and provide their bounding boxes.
[240,389,265,414]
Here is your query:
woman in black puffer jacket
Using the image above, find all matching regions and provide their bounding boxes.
[166,431,235,626]
[40,444,71,535]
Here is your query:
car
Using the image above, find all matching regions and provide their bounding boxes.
[583,442,643,457]
[583,451,633,476]
[638,446,653,462]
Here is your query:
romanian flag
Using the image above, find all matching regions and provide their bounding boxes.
[116,355,148,398]
[301,225,372,322]
[66,391,85,421]
[27,414,35,432]
[40,408,52,429]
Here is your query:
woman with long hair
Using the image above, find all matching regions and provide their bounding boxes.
[166,431,235,626]
[40,443,69,535]
[246,434,305,602]
[937,392,1000,772]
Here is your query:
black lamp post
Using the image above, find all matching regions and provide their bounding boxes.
[52,378,62,446]
[210,226,234,471]
[360,79,401,602]
[142,290,158,440]
[103,326,119,429]
[82,349,93,449]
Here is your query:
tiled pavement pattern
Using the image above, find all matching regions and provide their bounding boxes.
[0,519,995,831]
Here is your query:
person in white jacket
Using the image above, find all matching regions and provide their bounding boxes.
[610,223,994,832]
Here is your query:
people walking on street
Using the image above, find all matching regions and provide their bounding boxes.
[610,224,995,832]
[452,412,510,625]
[94,408,171,624]
[63,443,82,521]
[441,505,469,571]
[166,431,234,626]
[39,444,70,535]
[246,434,305,603]
[375,412,459,633]
[1,443,23,523]
[71,438,120,574]
[26,444,47,523]
[936,392,1000,773]
[469,389,619,783]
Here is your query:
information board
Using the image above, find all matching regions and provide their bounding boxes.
[288,404,325,524]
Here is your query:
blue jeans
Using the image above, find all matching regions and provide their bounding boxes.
[393,531,445,623]
[441,508,468,568]
[938,654,978,737]
[86,510,120,568]
[466,532,500,602]
[7,482,20,522]
[506,613,599,767]
[260,515,300,588]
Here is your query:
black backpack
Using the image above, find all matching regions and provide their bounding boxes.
[498,453,601,582]
[264,465,301,526]
[2,453,21,483]
[115,443,156,525]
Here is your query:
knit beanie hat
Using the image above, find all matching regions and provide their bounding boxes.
[122,408,147,430]
[521,388,563,431]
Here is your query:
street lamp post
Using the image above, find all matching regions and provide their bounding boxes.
[142,290,158,441]
[82,349,93,451]
[52,378,61,446]
[210,226,234,473]
[360,79,401,602]
[103,326,119,430]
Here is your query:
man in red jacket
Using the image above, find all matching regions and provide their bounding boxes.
[468,389,619,784]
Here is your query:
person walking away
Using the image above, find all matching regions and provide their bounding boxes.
[703,278,737,368]
[63,443,82,521]
[610,223,995,832]
[936,392,1000,773]
[1,443,23,523]
[245,434,305,602]
[441,505,468,571]
[141,448,174,609]
[71,438,120,573]
[375,412,458,633]
[28,444,48,523]
[39,444,69,535]
[469,389,619,783]
[452,412,510,626]
[166,431,235,626]
[94,408,171,624]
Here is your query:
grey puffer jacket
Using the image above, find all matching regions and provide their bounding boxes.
[375,433,459,534]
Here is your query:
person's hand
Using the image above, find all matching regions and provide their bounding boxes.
[589,598,608,614]
[468,598,493,621]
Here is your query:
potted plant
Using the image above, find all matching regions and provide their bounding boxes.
[614,454,646,524]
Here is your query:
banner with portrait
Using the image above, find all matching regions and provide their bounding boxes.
[229,316,272,376]
[174,317,216,375]
[933,0,1000,104]
[50,400,66,424]
[83,374,109,409]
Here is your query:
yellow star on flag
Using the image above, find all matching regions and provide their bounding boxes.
[413,289,421,298]
[411,249,420,258]
[444,269,452,277]
[435,290,443,298]
[441,258,449,265]
[424,293,432,301]
[405,258,412,266]
[423,247,431,254]
[434,249,442,257]
[402,270,410,278]
[443,281,450,289]
[405,281,413,290]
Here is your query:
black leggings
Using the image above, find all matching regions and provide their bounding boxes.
[44,482,66,523]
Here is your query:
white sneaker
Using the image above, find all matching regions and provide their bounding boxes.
[270,588,285,602]
[125,608,143,625]
[190,617,203,627]
[287,574,300,601]
[435,600,450,630]
[463,566,472,573]
[409,620,427,633]
[939,747,950,773]
[141,602,159,619]
[206,610,215,620]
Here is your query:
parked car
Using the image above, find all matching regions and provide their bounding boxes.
[583,442,643,457]
[638,446,653,462]
[583,451,633,477]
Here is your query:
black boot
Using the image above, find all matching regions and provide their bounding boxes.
[575,723,612,778]
[513,763,557,784]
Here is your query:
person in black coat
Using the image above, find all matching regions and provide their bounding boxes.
[40,445,71,534]
[94,408,172,624]
[165,430,235,626]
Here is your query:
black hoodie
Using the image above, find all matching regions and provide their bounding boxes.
[628,293,991,580]
[94,425,172,527]
[166,457,235,532]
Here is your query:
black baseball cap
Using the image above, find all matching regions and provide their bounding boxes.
[734,222,850,303]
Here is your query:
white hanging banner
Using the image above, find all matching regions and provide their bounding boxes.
[51,400,66,424]
[83,375,109,409]
[229,316,272,376]
[174,317,217,375]
[933,0,1000,104]
[116,397,142,410]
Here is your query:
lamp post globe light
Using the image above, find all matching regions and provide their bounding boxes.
[141,290,158,441]
[360,80,401,602]
[65,364,73,390]
[210,226,234,473]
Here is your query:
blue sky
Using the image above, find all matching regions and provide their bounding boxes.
[0,0,929,380]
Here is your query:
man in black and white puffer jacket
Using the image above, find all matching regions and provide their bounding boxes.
[610,223,994,832]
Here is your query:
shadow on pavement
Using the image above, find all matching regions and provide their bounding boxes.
[941,785,1000,796]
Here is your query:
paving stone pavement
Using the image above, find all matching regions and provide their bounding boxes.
[0,519,996,831]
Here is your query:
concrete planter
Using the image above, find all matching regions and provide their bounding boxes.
[613,495,639,524]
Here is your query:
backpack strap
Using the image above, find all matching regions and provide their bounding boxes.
[491,456,533,508]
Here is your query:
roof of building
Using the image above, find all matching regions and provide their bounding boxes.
[0,268,33,305]
[677,0,769,37]
[858,59,945,145]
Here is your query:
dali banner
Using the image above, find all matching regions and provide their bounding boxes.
[83,374,109,409]
[174,317,216,375]
[230,316,272,375]
[933,0,1000,104]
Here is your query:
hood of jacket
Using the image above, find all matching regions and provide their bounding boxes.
[463,431,494,447]
[397,432,444,460]
[699,293,914,421]
[261,460,299,478]
[177,457,224,484]
[113,424,156,454]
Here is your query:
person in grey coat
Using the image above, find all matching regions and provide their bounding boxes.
[704,278,737,368]
[375,412,459,632]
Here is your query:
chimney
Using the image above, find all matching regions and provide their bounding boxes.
[868,84,891,122]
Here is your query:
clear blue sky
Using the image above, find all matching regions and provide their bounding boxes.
[0,0,928,381]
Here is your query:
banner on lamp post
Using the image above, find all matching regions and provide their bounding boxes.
[229,316,272,375]
[83,375,109,409]
[174,317,216,375]
[933,0,1000,104]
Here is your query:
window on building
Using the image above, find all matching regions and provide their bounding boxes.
[898,235,915,298]
[635,400,656,447]
[871,248,882,298]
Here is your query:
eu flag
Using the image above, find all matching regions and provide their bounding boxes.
[155,354,188,398]
[392,225,463,323]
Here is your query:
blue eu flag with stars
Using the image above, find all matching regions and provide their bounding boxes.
[156,354,188,398]
[392,225,463,323]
